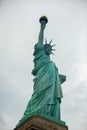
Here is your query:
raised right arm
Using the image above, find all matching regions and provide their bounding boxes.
[38,21,46,44]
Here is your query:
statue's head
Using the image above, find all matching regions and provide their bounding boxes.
[44,39,55,56]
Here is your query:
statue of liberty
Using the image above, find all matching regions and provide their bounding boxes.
[17,16,66,126]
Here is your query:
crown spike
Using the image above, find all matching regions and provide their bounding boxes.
[49,39,53,45]
[51,52,55,55]
[52,44,56,47]
[45,38,47,44]
[52,49,56,51]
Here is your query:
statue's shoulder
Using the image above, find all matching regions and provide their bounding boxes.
[34,43,44,50]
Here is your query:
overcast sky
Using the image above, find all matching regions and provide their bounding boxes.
[0,0,87,130]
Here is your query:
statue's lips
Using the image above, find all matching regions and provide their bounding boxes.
[39,16,48,23]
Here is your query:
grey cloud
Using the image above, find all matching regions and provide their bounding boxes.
[62,80,87,129]
[0,112,6,126]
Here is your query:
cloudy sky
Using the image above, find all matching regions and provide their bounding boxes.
[0,0,87,130]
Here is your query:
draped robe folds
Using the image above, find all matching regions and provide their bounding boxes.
[17,42,65,126]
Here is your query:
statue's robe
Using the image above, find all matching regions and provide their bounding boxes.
[24,42,63,116]
[17,42,65,126]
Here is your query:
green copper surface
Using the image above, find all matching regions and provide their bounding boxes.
[16,16,66,127]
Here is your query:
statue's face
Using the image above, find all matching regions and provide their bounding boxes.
[44,45,51,56]
[44,49,51,56]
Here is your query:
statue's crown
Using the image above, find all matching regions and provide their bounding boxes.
[44,39,56,56]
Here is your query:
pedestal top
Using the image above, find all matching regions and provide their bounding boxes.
[14,115,68,130]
